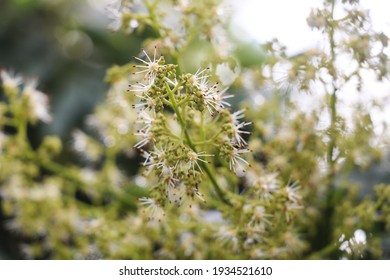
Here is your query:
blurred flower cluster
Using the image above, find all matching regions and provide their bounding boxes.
[0,0,390,260]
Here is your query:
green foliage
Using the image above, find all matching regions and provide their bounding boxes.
[0,0,389,259]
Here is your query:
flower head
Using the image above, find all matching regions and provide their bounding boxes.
[284,181,301,204]
[134,129,153,149]
[0,70,22,91]
[139,197,165,221]
[188,67,210,90]
[202,86,233,116]
[249,206,272,228]
[23,79,52,123]
[229,147,251,173]
[132,47,163,80]
[186,151,214,174]
[135,111,155,135]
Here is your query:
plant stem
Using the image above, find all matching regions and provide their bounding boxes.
[165,83,232,205]
[318,0,338,256]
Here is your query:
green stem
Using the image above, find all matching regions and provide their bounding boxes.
[165,83,231,206]
[327,0,338,191]
[144,0,164,37]
[318,0,338,254]
[39,157,84,186]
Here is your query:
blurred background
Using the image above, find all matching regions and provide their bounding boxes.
[1,0,389,259]
[0,0,144,143]
[0,0,144,259]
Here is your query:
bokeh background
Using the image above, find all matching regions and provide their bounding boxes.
[1,0,390,259]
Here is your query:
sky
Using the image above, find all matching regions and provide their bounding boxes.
[231,0,390,137]
[232,0,390,54]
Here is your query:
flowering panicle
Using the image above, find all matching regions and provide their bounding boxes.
[129,49,252,216]
[0,70,52,124]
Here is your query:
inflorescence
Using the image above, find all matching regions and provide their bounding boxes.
[129,48,252,219]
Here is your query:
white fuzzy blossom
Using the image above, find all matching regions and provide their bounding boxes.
[139,197,165,221]
[132,47,162,80]
[0,70,22,90]
[339,229,367,258]
[23,80,52,123]
[0,70,52,123]
[229,147,251,174]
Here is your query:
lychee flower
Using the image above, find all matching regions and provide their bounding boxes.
[229,147,251,173]
[131,91,157,112]
[227,109,251,146]
[165,183,185,205]
[132,47,162,80]
[188,67,210,90]
[106,4,124,31]
[142,145,174,177]
[216,226,239,252]
[284,181,301,204]
[128,79,154,94]
[249,206,272,227]
[257,172,279,199]
[231,109,246,125]
[0,70,22,91]
[135,111,155,135]
[23,79,52,123]
[134,128,154,149]
[139,197,165,221]
[232,120,251,146]
[203,86,233,116]
[186,151,214,174]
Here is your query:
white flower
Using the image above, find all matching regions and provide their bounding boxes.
[186,151,214,174]
[140,149,154,167]
[132,91,157,112]
[165,183,185,205]
[258,173,280,198]
[203,86,233,116]
[231,109,246,125]
[128,79,154,94]
[246,171,280,200]
[339,229,367,257]
[23,79,52,123]
[106,0,135,33]
[106,5,123,31]
[135,111,155,135]
[148,145,167,168]
[216,226,239,252]
[232,119,251,146]
[73,129,88,152]
[216,62,239,86]
[229,147,250,173]
[0,70,22,90]
[133,129,153,149]
[72,130,102,161]
[188,67,210,90]
[179,232,195,256]
[79,168,98,184]
[132,47,162,80]
[249,206,272,228]
[189,185,206,203]
[285,181,301,204]
[139,197,165,221]
[230,109,252,146]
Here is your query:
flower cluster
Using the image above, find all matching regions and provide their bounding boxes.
[129,49,252,219]
[0,70,51,124]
